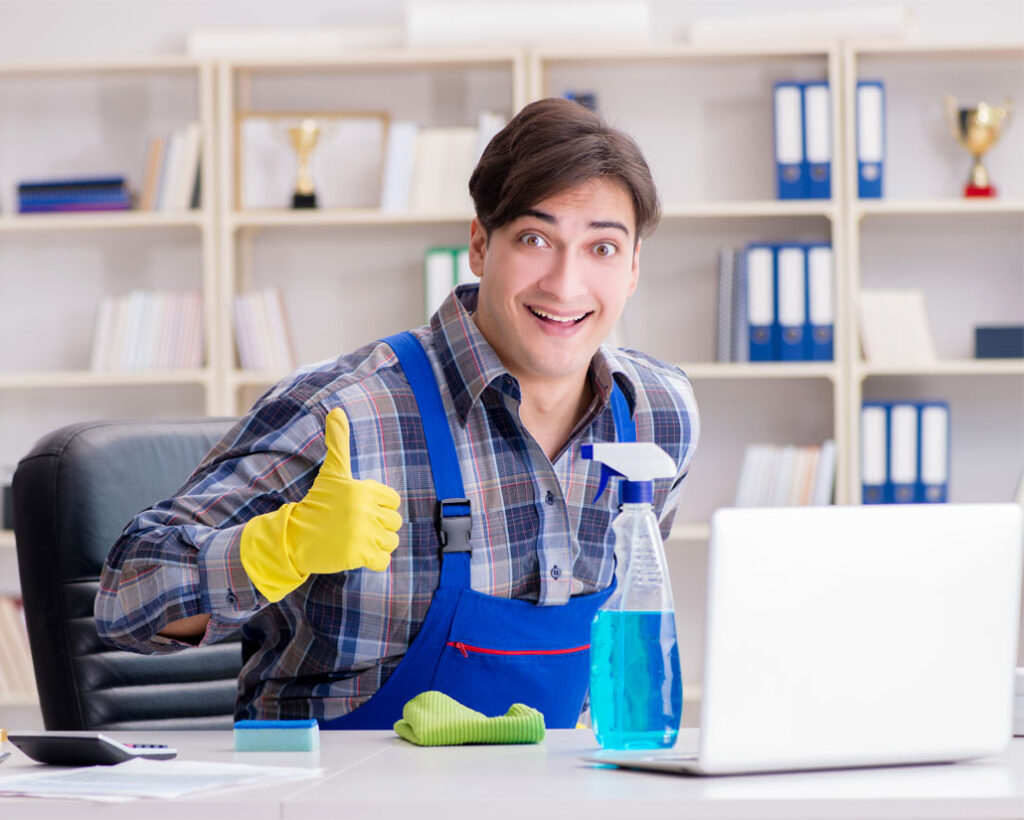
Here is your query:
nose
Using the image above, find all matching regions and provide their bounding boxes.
[537,249,588,302]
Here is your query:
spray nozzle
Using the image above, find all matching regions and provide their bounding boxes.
[581,442,677,504]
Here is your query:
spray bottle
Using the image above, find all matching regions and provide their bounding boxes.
[581,442,682,750]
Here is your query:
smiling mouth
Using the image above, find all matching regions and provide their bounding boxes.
[528,306,592,324]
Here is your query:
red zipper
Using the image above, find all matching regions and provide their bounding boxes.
[447,641,590,658]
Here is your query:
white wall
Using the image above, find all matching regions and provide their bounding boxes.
[0,0,1020,61]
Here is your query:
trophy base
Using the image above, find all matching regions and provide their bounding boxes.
[292,192,317,209]
[964,183,997,198]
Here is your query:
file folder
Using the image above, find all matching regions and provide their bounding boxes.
[424,246,458,321]
[776,244,809,361]
[857,81,885,198]
[919,402,950,503]
[861,403,888,504]
[888,402,919,503]
[806,243,834,361]
[745,244,776,361]
[773,83,804,199]
[802,82,831,199]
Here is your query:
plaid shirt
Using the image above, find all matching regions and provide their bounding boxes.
[96,285,700,721]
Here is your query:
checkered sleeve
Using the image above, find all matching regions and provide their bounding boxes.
[94,390,328,653]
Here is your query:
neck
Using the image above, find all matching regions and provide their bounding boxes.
[517,371,594,461]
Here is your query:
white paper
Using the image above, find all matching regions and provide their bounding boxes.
[0,758,321,802]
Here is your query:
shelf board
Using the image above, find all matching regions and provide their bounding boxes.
[230,209,474,230]
[679,362,839,380]
[858,359,1024,378]
[0,211,206,233]
[0,369,212,390]
[0,55,204,75]
[662,200,836,219]
[668,523,711,542]
[231,201,837,228]
[231,369,290,387]
[855,198,1024,218]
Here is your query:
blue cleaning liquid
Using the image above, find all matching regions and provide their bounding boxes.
[590,609,682,750]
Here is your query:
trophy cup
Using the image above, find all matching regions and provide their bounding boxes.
[285,118,322,209]
[945,97,1013,197]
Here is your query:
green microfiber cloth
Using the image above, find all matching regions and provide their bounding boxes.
[394,691,545,746]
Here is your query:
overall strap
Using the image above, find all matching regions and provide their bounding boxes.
[383,332,471,589]
[383,331,637,589]
[609,379,636,442]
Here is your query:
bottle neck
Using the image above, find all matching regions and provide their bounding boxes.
[619,479,653,505]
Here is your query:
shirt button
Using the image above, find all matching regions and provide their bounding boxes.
[226,592,238,605]
[550,565,561,580]
[544,490,555,505]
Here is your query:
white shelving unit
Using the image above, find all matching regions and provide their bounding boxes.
[216,47,529,412]
[530,43,848,530]
[842,41,1024,505]
[0,57,218,714]
[0,39,1020,712]
[0,57,221,471]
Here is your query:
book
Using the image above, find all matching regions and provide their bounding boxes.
[858,289,937,365]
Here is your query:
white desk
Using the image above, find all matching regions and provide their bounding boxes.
[1,729,1023,819]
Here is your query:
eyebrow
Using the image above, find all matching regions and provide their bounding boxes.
[519,208,631,237]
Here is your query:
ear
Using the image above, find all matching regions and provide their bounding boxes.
[626,238,641,297]
[468,219,487,277]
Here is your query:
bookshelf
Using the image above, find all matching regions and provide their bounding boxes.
[0,57,218,711]
[0,39,1021,709]
[842,41,1024,506]
[215,47,529,413]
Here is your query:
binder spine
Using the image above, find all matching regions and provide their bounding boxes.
[802,81,832,200]
[918,402,950,503]
[774,83,805,199]
[861,402,889,504]
[745,244,776,362]
[888,402,919,503]
[806,243,834,362]
[857,81,885,199]
[776,244,809,361]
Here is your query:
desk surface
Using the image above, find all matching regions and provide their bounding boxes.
[1,729,1023,820]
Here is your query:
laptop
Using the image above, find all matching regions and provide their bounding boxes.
[583,503,1023,776]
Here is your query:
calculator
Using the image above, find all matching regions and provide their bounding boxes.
[7,732,178,766]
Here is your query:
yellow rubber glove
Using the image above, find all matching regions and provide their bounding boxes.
[240,407,403,603]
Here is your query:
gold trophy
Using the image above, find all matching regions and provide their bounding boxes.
[286,118,322,208]
[945,97,1013,197]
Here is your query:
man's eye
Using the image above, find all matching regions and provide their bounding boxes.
[520,233,547,248]
[593,242,617,258]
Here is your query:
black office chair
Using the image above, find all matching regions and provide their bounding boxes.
[12,418,244,730]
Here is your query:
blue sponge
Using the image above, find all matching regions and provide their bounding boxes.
[233,719,320,752]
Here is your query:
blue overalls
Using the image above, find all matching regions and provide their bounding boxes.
[322,331,635,729]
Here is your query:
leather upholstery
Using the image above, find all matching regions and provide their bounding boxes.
[12,418,243,730]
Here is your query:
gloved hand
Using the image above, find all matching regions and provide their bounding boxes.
[240,407,403,603]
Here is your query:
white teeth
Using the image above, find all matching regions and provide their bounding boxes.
[530,306,587,323]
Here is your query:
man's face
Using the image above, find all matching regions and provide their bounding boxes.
[468,178,640,395]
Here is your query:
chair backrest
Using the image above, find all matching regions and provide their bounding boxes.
[12,418,242,731]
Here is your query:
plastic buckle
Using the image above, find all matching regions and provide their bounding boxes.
[435,498,472,553]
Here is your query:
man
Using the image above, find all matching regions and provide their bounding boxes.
[95,97,699,728]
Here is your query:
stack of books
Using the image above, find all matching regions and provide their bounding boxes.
[0,596,35,703]
[717,242,834,363]
[733,440,836,507]
[138,121,202,211]
[17,175,131,213]
[423,246,474,321]
[90,290,204,371]
[380,110,506,213]
[233,288,295,371]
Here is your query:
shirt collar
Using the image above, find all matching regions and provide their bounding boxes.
[431,284,638,425]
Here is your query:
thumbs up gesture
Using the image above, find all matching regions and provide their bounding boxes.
[240,408,403,603]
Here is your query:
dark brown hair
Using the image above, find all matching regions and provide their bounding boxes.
[469,97,661,243]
